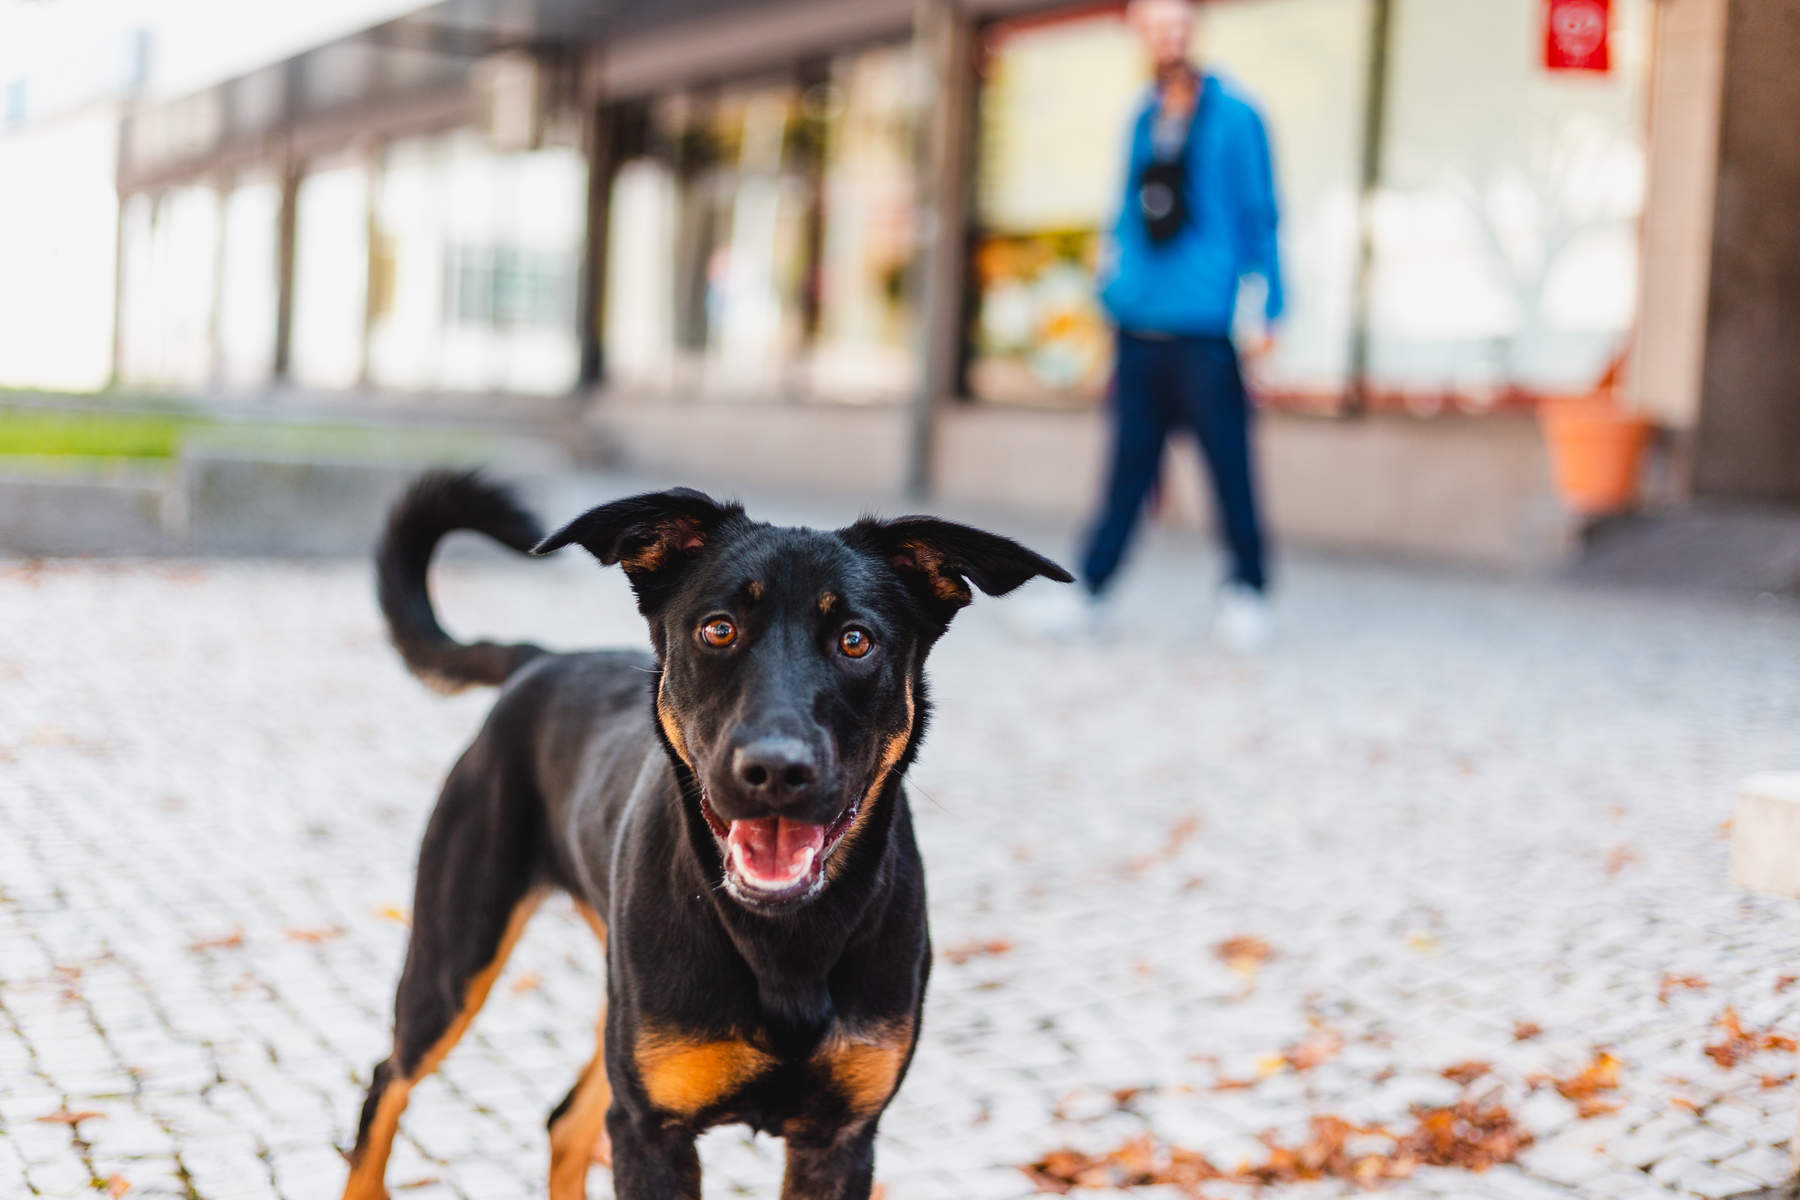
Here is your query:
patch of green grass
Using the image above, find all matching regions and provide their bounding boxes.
[0,410,210,459]
[0,406,500,465]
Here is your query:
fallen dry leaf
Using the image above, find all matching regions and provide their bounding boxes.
[1441,1061,1492,1087]
[1604,845,1639,878]
[374,904,412,926]
[1704,1007,1797,1069]
[104,1176,130,1198]
[1118,812,1203,876]
[36,1109,104,1126]
[510,970,543,996]
[188,930,245,953]
[940,938,1014,966]
[1023,1097,1531,1193]
[284,926,344,944]
[1777,975,1797,995]
[1657,973,1709,1004]
[1531,1049,1622,1118]
[1512,1021,1543,1042]
[1215,936,1274,977]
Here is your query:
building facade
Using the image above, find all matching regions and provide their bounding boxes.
[91,0,1800,562]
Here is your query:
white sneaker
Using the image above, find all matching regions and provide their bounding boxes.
[1213,581,1272,652]
[1010,585,1113,641]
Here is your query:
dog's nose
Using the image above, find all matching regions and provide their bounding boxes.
[731,737,820,803]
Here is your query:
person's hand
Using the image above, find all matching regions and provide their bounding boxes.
[1242,330,1279,362]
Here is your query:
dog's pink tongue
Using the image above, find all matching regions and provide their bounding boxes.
[727,818,826,887]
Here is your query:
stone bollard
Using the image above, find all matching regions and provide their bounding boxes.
[1726,772,1800,1173]
[1730,773,1800,899]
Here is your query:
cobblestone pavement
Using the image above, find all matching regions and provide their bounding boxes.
[3,514,1800,1200]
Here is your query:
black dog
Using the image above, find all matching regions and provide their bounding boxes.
[342,471,1070,1200]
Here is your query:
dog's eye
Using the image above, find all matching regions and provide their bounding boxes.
[699,617,737,648]
[838,627,874,659]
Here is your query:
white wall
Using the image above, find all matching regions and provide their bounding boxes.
[0,105,121,392]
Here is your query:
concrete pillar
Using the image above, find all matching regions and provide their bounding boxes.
[906,0,976,498]
[1692,0,1800,503]
[1624,0,1727,439]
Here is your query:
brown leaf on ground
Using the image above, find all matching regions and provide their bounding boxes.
[1023,1099,1530,1193]
[940,938,1014,966]
[284,926,344,944]
[510,970,543,996]
[187,930,245,953]
[1119,813,1203,875]
[1604,845,1640,878]
[1760,1073,1794,1089]
[1210,1076,1258,1092]
[1441,1061,1492,1087]
[1283,1033,1344,1073]
[1395,1098,1534,1170]
[1215,936,1274,977]
[35,1109,104,1125]
[1530,1050,1622,1116]
[1657,973,1709,1003]
[1777,975,1798,994]
[1670,1097,1700,1113]
[393,1178,442,1190]
[1705,1007,1798,1068]
[1512,1021,1543,1042]
[104,1176,131,1198]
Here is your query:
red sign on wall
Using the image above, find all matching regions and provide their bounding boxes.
[1545,0,1611,72]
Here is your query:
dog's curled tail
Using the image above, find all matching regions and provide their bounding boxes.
[376,470,547,693]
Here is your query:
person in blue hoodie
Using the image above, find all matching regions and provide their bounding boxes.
[1035,0,1284,648]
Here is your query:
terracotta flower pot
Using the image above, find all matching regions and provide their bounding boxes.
[1538,392,1651,515]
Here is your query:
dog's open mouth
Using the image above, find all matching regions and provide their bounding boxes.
[700,793,860,903]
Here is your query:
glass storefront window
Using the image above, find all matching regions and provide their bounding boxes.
[290,158,370,389]
[368,136,446,391]
[969,1,1370,408]
[1366,0,1650,408]
[433,131,583,395]
[217,175,280,387]
[603,43,920,403]
[809,44,920,401]
[118,184,220,389]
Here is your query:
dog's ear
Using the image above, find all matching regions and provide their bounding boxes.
[533,488,741,611]
[849,515,1074,631]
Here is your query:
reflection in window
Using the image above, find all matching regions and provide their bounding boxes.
[810,45,919,400]
[291,160,370,389]
[1367,0,1649,407]
[218,176,280,387]
[369,132,583,395]
[603,44,919,402]
[969,1,1369,408]
[119,185,220,388]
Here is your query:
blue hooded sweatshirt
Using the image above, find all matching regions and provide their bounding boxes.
[1097,72,1285,337]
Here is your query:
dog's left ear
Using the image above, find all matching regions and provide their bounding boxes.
[533,488,741,611]
[850,516,1074,630]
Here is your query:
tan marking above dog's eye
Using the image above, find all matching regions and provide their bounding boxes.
[700,617,737,648]
[838,627,873,659]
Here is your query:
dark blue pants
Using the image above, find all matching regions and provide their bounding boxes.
[1081,332,1267,594]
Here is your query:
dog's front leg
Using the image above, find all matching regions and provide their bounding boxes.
[779,1125,879,1200]
[606,1106,701,1200]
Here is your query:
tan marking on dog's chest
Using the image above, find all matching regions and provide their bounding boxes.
[812,1019,915,1117]
[633,1029,776,1116]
